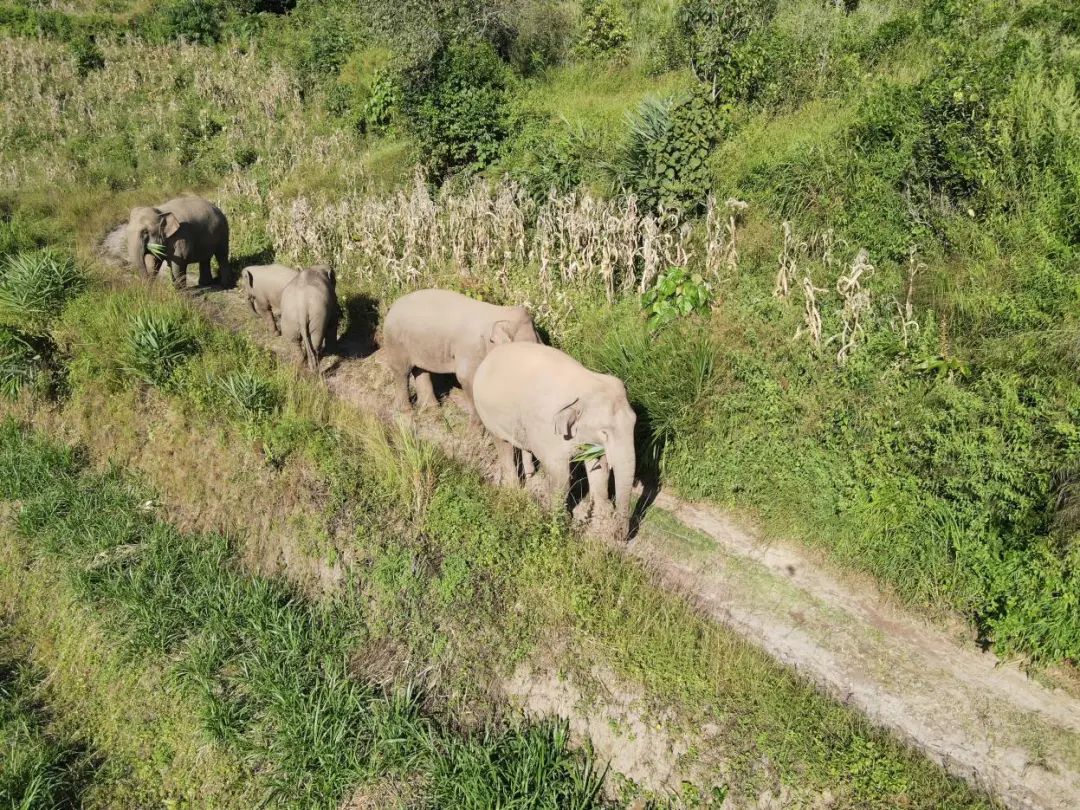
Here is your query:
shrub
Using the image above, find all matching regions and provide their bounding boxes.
[571,303,719,468]
[217,369,282,418]
[641,266,713,329]
[674,0,779,102]
[69,34,104,77]
[575,0,630,59]
[613,91,725,213]
[122,311,201,388]
[0,328,54,400]
[148,0,224,44]
[0,251,85,331]
[404,41,513,179]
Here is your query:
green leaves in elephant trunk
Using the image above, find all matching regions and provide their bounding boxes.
[146,242,167,260]
[572,443,606,463]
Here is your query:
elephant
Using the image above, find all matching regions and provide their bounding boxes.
[241,264,299,335]
[473,342,637,540]
[279,265,339,374]
[381,288,540,418]
[126,196,231,289]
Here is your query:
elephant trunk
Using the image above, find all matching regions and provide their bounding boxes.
[609,439,636,540]
[128,233,145,275]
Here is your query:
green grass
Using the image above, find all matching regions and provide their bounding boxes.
[19,280,994,807]
[0,631,96,810]
[0,420,609,808]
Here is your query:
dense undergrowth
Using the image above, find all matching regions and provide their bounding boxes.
[2,0,1074,663]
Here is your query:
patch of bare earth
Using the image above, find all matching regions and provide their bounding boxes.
[98,235,1080,809]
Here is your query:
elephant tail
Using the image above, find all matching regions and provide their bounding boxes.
[301,317,320,374]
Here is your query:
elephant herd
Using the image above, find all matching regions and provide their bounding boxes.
[126,195,637,540]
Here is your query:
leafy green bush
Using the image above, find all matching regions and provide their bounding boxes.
[69,34,104,77]
[0,251,85,331]
[674,0,778,102]
[575,0,630,59]
[613,91,725,212]
[404,41,513,178]
[122,311,201,388]
[142,0,223,44]
[641,266,713,329]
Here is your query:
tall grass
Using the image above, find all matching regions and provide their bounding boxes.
[0,420,612,809]
[0,251,84,330]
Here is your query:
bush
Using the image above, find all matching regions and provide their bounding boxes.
[0,251,85,331]
[674,0,778,102]
[217,369,282,418]
[404,41,513,179]
[122,311,201,388]
[145,0,224,44]
[0,328,55,400]
[69,34,104,77]
[575,0,630,59]
[613,91,725,213]
[641,266,713,329]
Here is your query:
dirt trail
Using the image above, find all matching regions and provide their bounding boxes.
[97,234,1080,809]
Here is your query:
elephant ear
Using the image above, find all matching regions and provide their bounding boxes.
[243,269,254,291]
[553,398,582,440]
[160,211,181,238]
[489,320,515,346]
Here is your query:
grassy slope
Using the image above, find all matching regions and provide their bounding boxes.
[0,268,991,806]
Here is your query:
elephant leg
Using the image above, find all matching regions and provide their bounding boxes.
[521,449,536,479]
[537,451,571,514]
[216,245,232,287]
[496,439,519,488]
[454,358,481,424]
[585,457,614,522]
[414,371,437,409]
[170,262,188,289]
[256,303,279,335]
[197,259,213,288]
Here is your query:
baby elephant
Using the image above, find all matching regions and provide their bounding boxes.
[241,264,299,335]
[127,195,230,289]
[382,289,539,417]
[473,343,637,540]
[280,265,339,374]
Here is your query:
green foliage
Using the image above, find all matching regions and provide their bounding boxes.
[404,41,513,178]
[216,368,282,419]
[571,303,719,465]
[0,251,85,332]
[575,0,630,59]
[641,266,713,329]
[0,327,55,400]
[674,0,778,102]
[0,423,615,809]
[122,310,201,388]
[147,0,223,44]
[69,33,104,77]
[614,91,724,212]
[0,637,94,810]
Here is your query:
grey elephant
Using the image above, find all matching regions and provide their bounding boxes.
[126,196,231,289]
[473,343,637,540]
[382,288,539,417]
[241,264,299,335]
[279,265,339,374]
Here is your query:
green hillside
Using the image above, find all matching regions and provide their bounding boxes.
[0,0,1076,803]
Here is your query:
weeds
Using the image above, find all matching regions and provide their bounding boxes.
[122,310,200,388]
[0,251,84,331]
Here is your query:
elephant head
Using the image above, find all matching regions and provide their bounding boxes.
[554,377,637,538]
[127,206,180,277]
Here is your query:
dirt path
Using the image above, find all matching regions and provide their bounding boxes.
[97,234,1080,809]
